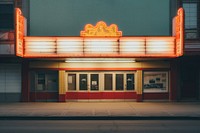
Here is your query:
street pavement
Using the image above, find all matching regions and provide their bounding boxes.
[0,101,200,120]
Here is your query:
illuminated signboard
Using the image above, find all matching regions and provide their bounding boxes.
[80,21,122,37]
[24,36,176,58]
[15,8,24,57]
[23,8,184,58]
[175,8,184,56]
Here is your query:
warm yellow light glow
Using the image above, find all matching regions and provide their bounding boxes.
[80,21,122,37]
[175,8,184,57]
[24,37,56,41]
[19,14,185,58]
[84,38,118,53]
[25,37,56,54]
[120,37,145,54]
[57,37,83,53]
[15,8,24,57]
[25,42,56,53]
[65,58,135,63]
[146,37,175,54]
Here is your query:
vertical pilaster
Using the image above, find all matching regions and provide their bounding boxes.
[170,59,179,101]
[136,70,143,102]
[21,60,29,102]
[59,70,66,102]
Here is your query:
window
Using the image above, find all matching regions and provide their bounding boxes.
[0,4,14,29]
[182,0,200,39]
[35,72,58,92]
[143,71,169,93]
[68,74,76,91]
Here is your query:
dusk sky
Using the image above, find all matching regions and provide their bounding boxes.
[30,0,170,36]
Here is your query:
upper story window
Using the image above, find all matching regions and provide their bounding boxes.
[0,4,14,30]
[182,0,200,39]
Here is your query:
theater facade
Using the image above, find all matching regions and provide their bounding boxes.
[13,7,184,102]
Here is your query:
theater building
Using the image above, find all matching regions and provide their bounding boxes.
[0,0,200,102]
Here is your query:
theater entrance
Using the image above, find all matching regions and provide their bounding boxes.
[66,71,136,100]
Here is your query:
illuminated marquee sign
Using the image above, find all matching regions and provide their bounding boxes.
[175,8,184,56]
[80,21,122,37]
[15,8,24,57]
[22,8,184,58]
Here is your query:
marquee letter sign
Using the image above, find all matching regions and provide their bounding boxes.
[22,8,184,58]
[175,8,184,57]
[15,8,25,57]
[80,21,122,37]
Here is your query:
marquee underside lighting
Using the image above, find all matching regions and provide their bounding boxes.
[65,58,136,63]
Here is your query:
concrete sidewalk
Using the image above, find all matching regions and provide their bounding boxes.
[0,102,200,120]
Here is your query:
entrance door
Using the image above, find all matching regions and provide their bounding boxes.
[126,74,135,90]
[68,74,76,91]
[79,74,88,91]
[181,67,198,100]
[104,74,113,91]
[66,71,136,100]
[30,71,58,102]
[90,74,99,91]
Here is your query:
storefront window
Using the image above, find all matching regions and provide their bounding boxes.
[143,71,168,93]
[35,72,58,92]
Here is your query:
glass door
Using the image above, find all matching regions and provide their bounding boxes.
[31,71,58,102]
[104,74,113,91]
[79,74,88,91]
[126,74,135,90]
[90,74,99,91]
[66,72,135,92]
[68,74,76,91]
[116,74,124,91]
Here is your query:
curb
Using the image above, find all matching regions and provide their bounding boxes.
[1,116,200,120]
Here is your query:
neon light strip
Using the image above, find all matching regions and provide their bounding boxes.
[24,36,176,57]
[65,58,136,63]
